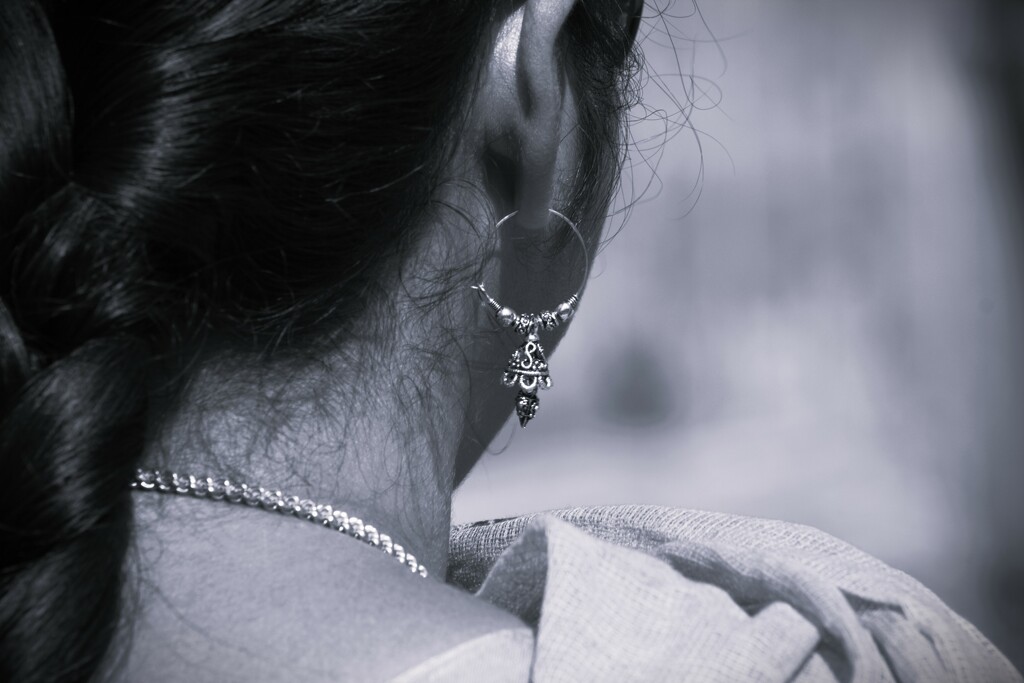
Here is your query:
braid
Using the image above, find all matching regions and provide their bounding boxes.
[1,3,153,681]
[0,339,147,682]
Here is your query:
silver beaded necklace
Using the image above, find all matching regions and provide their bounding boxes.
[131,468,428,578]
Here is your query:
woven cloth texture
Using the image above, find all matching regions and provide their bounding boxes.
[393,505,1021,682]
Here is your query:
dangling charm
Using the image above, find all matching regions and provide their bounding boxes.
[503,330,552,427]
[473,284,577,427]
[515,390,540,427]
[472,208,588,428]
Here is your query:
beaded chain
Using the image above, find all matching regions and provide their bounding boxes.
[131,469,428,578]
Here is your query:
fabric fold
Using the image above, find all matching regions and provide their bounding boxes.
[391,506,1024,682]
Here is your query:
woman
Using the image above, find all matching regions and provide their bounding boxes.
[0,1,1018,681]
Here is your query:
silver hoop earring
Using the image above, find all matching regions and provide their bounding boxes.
[472,209,589,428]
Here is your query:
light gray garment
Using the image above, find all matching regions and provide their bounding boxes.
[393,506,1021,682]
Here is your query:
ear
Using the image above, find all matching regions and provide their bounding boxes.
[479,0,579,235]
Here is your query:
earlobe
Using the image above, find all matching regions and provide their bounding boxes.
[480,0,579,235]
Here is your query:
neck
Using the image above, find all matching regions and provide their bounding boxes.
[142,317,463,577]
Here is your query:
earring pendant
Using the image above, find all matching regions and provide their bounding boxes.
[473,209,587,427]
[473,284,578,427]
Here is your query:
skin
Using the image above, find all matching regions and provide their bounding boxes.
[115,0,614,680]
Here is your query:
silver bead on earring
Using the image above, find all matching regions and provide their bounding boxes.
[472,209,589,428]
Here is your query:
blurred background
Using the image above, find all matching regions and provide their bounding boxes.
[453,0,1024,668]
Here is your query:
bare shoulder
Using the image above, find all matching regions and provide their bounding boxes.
[111,499,525,682]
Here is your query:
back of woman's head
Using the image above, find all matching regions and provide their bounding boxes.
[0,0,638,679]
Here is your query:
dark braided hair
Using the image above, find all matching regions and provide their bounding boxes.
[0,0,640,680]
